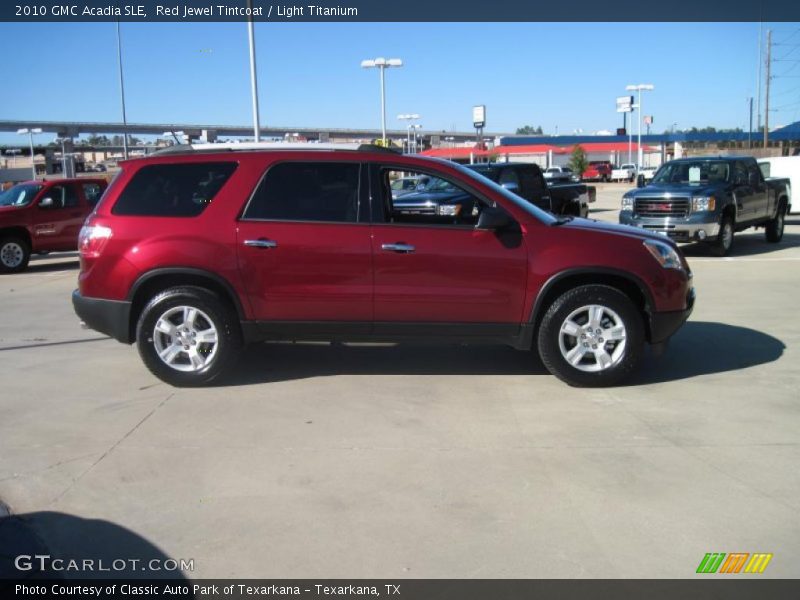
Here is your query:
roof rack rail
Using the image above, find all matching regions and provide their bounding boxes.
[149,141,403,157]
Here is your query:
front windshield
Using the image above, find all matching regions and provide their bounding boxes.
[451,161,557,225]
[652,160,730,185]
[0,183,43,207]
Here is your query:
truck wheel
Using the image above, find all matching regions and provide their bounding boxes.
[710,214,734,257]
[537,285,644,387]
[0,237,31,274]
[765,202,786,243]
[136,286,242,387]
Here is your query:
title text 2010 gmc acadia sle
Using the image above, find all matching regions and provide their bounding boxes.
[73,144,694,387]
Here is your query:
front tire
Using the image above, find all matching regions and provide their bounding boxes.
[537,285,644,387]
[710,214,734,257]
[136,286,242,387]
[765,202,786,243]
[0,237,31,273]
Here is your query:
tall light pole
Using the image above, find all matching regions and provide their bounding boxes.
[361,57,403,145]
[626,84,654,169]
[411,124,422,153]
[17,128,42,180]
[397,113,419,153]
[247,0,261,142]
[116,22,129,159]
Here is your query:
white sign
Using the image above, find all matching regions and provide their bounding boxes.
[472,105,486,128]
[616,95,634,113]
[644,115,654,125]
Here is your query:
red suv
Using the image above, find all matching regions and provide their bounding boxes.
[72,144,694,387]
[0,178,108,272]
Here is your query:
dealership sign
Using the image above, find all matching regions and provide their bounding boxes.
[473,105,486,128]
[616,96,634,113]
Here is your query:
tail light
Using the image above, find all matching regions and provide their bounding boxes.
[78,223,113,259]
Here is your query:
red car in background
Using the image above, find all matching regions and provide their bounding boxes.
[0,178,108,273]
[582,162,613,182]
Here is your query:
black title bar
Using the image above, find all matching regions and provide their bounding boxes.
[2,0,800,22]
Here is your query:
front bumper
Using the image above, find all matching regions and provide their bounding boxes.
[649,286,695,344]
[72,289,132,344]
[620,212,720,243]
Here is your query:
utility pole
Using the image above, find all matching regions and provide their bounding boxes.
[748,97,753,149]
[756,22,762,132]
[763,29,771,149]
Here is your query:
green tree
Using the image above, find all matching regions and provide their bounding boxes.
[568,145,588,177]
[516,125,543,135]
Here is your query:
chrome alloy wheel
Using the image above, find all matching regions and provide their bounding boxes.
[557,304,627,373]
[151,305,219,372]
[0,242,24,268]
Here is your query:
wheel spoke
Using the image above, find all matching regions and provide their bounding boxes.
[564,344,586,366]
[188,347,204,369]
[605,325,626,340]
[183,307,198,328]
[155,319,175,335]
[588,305,604,329]
[561,319,581,337]
[595,349,613,370]
[195,327,217,344]
[159,345,182,364]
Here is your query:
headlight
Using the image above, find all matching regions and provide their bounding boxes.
[692,196,716,212]
[621,195,633,211]
[643,240,683,270]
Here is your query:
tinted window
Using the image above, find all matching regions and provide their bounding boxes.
[82,183,103,206]
[112,162,237,217]
[244,162,361,222]
[759,162,771,179]
[48,184,79,208]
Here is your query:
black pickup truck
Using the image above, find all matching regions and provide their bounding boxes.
[619,156,791,256]
[393,162,594,220]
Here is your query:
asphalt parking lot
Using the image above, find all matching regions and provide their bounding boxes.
[1,182,799,578]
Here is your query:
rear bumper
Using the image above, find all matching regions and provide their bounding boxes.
[72,289,132,344]
[649,287,695,343]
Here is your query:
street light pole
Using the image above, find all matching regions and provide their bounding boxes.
[397,114,419,154]
[116,22,129,160]
[247,0,261,142]
[626,84,654,169]
[362,58,403,145]
[17,128,42,180]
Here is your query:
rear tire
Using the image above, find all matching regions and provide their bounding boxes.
[710,214,734,257]
[0,237,31,274]
[136,286,242,387]
[765,202,786,243]
[537,285,644,387]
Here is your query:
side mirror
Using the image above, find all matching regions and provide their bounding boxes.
[38,197,55,208]
[636,174,646,188]
[476,205,512,231]
[501,181,520,193]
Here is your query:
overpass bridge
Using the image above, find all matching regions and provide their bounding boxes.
[0,120,504,145]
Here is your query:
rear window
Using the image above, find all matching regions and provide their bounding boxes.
[112,162,237,217]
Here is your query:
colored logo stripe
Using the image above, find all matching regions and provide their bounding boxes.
[697,553,726,573]
[719,553,749,574]
[744,553,773,574]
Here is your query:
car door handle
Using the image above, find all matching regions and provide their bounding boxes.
[244,239,278,249]
[381,243,415,253]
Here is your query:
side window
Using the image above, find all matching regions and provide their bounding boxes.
[45,185,77,208]
[734,162,748,185]
[746,162,762,185]
[380,168,487,227]
[82,183,103,206]
[759,162,770,179]
[498,168,521,190]
[112,162,237,217]
[243,162,361,223]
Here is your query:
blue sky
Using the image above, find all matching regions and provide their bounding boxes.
[1,21,799,144]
